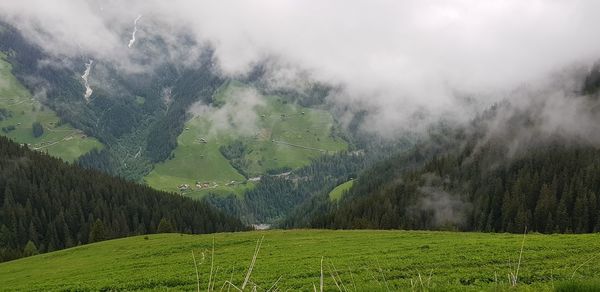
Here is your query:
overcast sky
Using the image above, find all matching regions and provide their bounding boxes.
[2,0,600,135]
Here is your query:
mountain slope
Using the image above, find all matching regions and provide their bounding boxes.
[0,53,102,161]
[0,22,224,180]
[311,142,600,233]
[0,136,247,262]
[145,81,348,197]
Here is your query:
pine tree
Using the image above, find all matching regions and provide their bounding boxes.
[89,219,106,243]
[157,217,174,233]
[32,121,44,138]
[23,240,39,257]
[513,206,529,233]
[534,184,556,233]
[555,198,569,233]
[573,192,589,233]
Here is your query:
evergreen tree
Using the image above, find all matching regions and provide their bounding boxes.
[555,199,569,233]
[534,184,556,233]
[89,219,106,243]
[22,240,38,257]
[157,218,174,233]
[31,121,43,138]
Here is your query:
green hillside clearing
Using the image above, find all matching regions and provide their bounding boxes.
[329,179,355,201]
[1,230,598,291]
[0,53,102,161]
[145,81,347,198]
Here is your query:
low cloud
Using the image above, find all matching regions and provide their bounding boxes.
[2,1,600,136]
[470,67,600,159]
[188,86,265,136]
[417,186,472,228]
[410,174,472,228]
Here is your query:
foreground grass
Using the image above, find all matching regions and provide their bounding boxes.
[0,53,102,161]
[1,230,599,291]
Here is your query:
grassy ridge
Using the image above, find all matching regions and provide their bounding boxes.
[0,54,102,161]
[145,81,347,198]
[1,230,599,291]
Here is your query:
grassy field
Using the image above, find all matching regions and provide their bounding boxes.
[0,54,102,162]
[145,81,347,198]
[1,230,599,291]
[329,179,355,201]
[144,115,248,197]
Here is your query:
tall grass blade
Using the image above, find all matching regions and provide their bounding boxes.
[208,237,215,292]
[320,256,324,292]
[242,236,264,290]
[192,250,201,292]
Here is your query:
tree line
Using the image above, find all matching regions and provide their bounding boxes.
[0,136,247,262]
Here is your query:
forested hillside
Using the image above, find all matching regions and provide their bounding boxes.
[301,90,600,233]
[0,136,247,262]
[276,122,455,227]
[205,151,367,223]
[309,141,600,233]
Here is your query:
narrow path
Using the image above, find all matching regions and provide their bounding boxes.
[271,139,327,153]
[4,99,31,107]
[43,124,74,132]
[134,146,142,158]
[32,132,76,150]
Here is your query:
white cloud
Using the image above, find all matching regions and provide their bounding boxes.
[188,86,265,136]
[2,0,600,135]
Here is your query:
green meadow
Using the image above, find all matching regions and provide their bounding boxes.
[329,179,355,201]
[1,230,599,291]
[145,81,347,198]
[0,54,102,162]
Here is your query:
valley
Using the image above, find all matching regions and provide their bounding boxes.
[1,3,600,291]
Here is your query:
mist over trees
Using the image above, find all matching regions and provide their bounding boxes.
[302,87,600,234]
[309,141,600,234]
